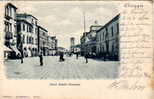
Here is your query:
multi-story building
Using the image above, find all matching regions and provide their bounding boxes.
[85,22,102,56]
[16,13,38,57]
[80,32,88,56]
[50,36,57,55]
[37,25,48,56]
[4,3,20,59]
[80,14,120,60]
[96,14,120,60]
[47,36,58,55]
[80,21,102,57]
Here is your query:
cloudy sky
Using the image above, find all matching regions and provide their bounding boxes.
[14,1,119,49]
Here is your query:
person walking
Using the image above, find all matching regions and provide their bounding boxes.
[84,53,88,63]
[76,53,79,59]
[59,52,65,62]
[39,52,43,66]
[20,50,24,64]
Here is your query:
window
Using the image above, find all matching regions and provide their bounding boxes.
[32,38,33,44]
[35,28,37,34]
[5,6,8,16]
[43,32,45,36]
[5,22,9,32]
[27,36,29,44]
[17,24,21,32]
[117,23,119,34]
[32,19,34,24]
[23,24,25,31]
[35,21,37,25]
[10,7,12,17]
[9,23,12,32]
[27,25,29,32]
[35,38,37,45]
[111,26,114,37]
[101,32,104,41]
[29,27,32,33]
[5,6,14,18]
[14,25,16,33]
[23,35,25,44]
[29,37,31,44]
[5,6,9,16]
[103,32,104,40]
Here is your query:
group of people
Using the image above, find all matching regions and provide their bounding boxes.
[19,51,89,66]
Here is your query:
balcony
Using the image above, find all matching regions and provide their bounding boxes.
[5,14,13,20]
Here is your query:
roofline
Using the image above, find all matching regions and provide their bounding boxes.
[37,25,48,32]
[6,3,17,9]
[17,19,33,26]
[90,25,102,27]
[17,13,38,20]
[96,14,120,33]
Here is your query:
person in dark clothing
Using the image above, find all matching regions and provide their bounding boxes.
[59,52,65,62]
[17,52,23,64]
[20,50,24,64]
[76,53,79,59]
[39,52,43,66]
[84,53,88,63]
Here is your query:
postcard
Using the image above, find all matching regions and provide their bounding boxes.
[0,0,153,99]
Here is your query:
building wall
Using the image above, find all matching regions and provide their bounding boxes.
[4,3,20,59]
[96,14,119,60]
[17,15,38,57]
[80,25,101,56]
[47,36,57,55]
[80,14,119,60]
[4,3,17,47]
[38,26,48,56]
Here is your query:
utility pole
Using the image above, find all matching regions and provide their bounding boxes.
[83,11,86,33]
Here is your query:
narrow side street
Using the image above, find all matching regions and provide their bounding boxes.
[5,56,119,79]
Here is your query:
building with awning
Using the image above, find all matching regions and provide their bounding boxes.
[4,45,12,52]
[10,46,21,56]
[4,45,12,59]
[4,45,21,59]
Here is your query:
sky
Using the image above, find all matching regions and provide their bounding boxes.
[14,1,119,49]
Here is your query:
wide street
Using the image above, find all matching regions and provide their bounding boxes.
[4,55,119,79]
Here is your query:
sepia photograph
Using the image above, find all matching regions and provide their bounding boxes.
[3,1,120,79]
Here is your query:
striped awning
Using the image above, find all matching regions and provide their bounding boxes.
[10,46,21,55]
[4,46,12,52]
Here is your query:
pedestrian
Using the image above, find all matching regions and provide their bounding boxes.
[76,53,79,59]
[20,50,24,64]
[59,52,65,62]
[39,52,43,66]
[84,53,88,63]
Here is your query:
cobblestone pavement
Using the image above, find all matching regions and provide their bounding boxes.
[4,55,119,79]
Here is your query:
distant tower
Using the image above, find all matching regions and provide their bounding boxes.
[70,37,75,47]
[70,37,75,53]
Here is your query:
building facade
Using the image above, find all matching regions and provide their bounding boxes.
[4,3,20,59]
[80,14,120,60]
[80,22,102,57]
[96,14,120,60]
[16,13,38,57]
[4,3,57,59]
[47,36,57,55]
[38,25,48,56]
